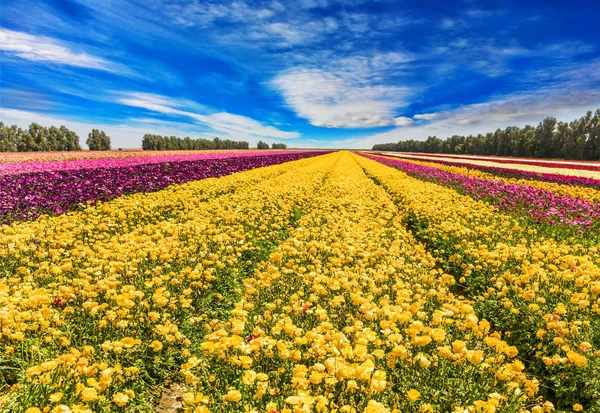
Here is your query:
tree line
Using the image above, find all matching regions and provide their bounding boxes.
[372,109,600,160]
[257,140,287,149]
[142,134,249,150]
[0,122,112,151]
[0,122,81,152]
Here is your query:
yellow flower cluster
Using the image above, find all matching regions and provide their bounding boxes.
[0,154,335,412]
[354,153,599,411]
[185,153,548,412]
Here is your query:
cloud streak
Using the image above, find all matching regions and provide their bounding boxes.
[117,92,300,140]
[0,28,121,72]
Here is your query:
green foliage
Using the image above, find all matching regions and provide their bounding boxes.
[373,108,600,160]
[256,140,270,149]
[271,143,287,149]
[0,122,81,152]
[86,129,111,151]
[141,135,249,150]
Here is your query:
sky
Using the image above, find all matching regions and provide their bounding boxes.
[1,0,600,149]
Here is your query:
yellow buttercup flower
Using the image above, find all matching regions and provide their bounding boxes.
[80,387,97,401]
[407,389,421,401]
[112,392,130,407]
[225,389,242,402]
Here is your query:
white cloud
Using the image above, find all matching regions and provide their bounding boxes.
[394,116,415,127]
[413,113,439,120]
[272,68,411,128]
[271,51,414,129]
[0,28,119,72]
[116,91,299,140]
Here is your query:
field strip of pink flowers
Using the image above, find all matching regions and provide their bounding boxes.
[0,149,256,164]
[380,152,600,180]
[0,150,298,176]
[401,152,600,171]
[0,150,330,224]
[360,153,600,234]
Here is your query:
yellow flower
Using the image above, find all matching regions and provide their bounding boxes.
[113,392,130,407]
[407,389,420,402]
[80,387,97,402]
[243,369,257,385]
[364,400,390,413]
[25,409,42,413]
[573,404,583,412]
[225,389,242,402]
[49,392,63,402]
[567,351,587,367]
[149,340,163,352]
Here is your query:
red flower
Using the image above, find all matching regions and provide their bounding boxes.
[52,298,64,308]
[246,335,257,342]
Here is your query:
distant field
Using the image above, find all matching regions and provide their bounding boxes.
[375,151,600,179]
[1,150,598,413]
[0,149,266,164]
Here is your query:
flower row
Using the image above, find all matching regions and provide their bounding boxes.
[401,152,600,172]
[361,153,600,230]
[377,153,600,184]
[391,156,600,203]
[356,153,599,411]
[0,149,251,164]
[0,151,329,224]
[190,152,545,412]
[0,154,335,412]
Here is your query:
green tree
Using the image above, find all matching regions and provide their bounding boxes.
[86,129,111,151]
[257,141,270,149]
[61,126,81,150]
[0,123,18,152]
[535,117,556,158]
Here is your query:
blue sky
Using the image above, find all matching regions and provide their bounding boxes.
[1,0,600,149]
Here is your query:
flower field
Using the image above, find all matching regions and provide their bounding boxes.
[0,151,327,225]
[1,151,598,413]
[0,150,259,165]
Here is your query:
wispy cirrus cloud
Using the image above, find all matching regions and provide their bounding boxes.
[0,28,123,72]
[116,91,299,140]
